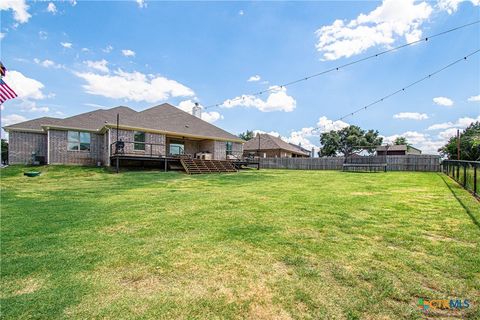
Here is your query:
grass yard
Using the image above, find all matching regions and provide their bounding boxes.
[1,166,479,319]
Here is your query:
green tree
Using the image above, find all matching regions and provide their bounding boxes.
[438,121,480,160]
[319,125,382,157]
[394,136,409,146]
[1,139,8,165]
[239,130,254,141]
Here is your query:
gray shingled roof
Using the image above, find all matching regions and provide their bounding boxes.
[2,117,64,131]
[243,134,310,156]
[3,104,242,142]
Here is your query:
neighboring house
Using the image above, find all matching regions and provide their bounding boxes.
[243,133,310,158]
[289,143,312,157]
[3,103,243,166]
[376,144,422,156]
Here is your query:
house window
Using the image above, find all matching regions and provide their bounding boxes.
[134,131,145,151]
[68,131,91,151]
[226,141,233,155]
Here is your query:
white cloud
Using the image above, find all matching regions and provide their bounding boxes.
[467,94,480,102]
[316,116,349,132]
[70,0,77,6]
[3,70,46,100]
[84,59,109,73]
[61,42,73,48]
[103,45,113,53]
[74,69,194,103]
[239,10,244,16]
[177,99,196,113]
[201,111,223,123]
[253,130,281,138]
[393,112,429,120]
[438,128,459,140]
[222,86,296,112]
[433,96,454,106]
[315,0,432,60]
[427,115,480,130]
[1,114,27,127]
[84,103,109,109]
[81,47,89,52]
[16,100,50,113]
[0,0,31,24]
[122,49,135,57]
[0,32,5,40]
[47,2,57,14]
[177,100,223,123]
[437,0,480,14]
[136,0,146,8]
[38,31,48,40]
[284,127,318,153]
[247,75,261,82]
[33,58,63,69]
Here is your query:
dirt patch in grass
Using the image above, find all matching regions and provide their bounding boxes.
[351,192,379,196]
[10,276,44,297]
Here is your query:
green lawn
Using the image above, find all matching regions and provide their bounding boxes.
[1,166,479,319]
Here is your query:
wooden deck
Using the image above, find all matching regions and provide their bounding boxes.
[110,154,259,174]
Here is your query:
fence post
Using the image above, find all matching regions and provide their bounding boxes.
[463,163,467,187]
[474,164,477,196]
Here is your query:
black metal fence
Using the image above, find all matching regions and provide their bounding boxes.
[442,160,479,197]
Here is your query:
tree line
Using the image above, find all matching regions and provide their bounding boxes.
[238,121,480,160]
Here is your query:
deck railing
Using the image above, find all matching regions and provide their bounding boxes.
[110,141,166,158]
[442,160,479,197]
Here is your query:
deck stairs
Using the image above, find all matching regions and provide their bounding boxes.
[180,158,237,174]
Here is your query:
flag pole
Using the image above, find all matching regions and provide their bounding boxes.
[0,71,3,167]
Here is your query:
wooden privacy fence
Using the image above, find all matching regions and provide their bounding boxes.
[258,155,441,172]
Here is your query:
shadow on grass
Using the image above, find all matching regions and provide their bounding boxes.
[439,173,480,229]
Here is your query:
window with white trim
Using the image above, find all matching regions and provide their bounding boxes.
[68,131,91,151]
[134,131,146,151]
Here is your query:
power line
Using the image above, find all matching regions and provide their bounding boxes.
[312,49,480,132]
[203,20,479,110]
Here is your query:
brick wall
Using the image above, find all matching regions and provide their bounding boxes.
[232,142,243,158]
[110,129,166,157]
[8,131,47,164]
[48,129,105,165]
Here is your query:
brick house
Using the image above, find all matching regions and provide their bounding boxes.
[243,133,310,158]
[3,103,244,166]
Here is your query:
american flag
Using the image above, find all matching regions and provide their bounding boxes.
[0,78,17,104]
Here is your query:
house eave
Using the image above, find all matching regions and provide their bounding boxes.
[104,123,245,143]
[36,124,244,143]
[2,127,46,133]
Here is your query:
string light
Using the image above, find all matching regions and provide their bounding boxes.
[311,49,480,133]
[203,20,480,110]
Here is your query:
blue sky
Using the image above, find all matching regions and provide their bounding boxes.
[1,0,479,154]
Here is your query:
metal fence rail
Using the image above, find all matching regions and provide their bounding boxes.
[258,155,441,172]
[442,160,479,197]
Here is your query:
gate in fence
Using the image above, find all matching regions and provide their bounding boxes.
[442,160,479,197]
